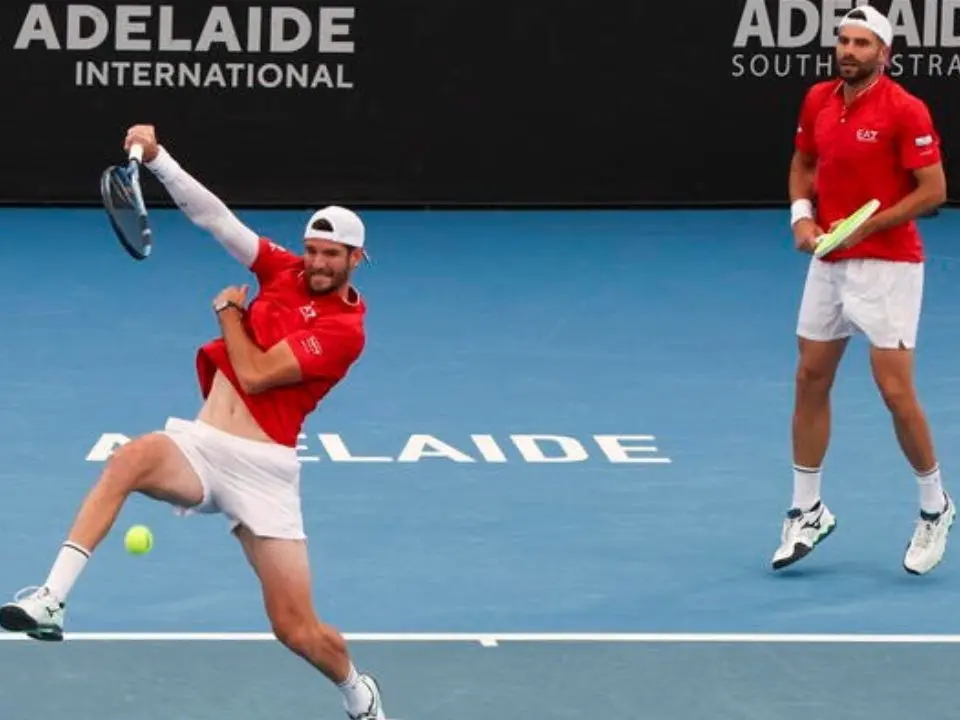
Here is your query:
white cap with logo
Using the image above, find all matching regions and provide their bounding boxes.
[839,4,893,47]
[304,205,369,261]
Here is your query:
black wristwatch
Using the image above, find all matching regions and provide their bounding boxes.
[214,299,244,314]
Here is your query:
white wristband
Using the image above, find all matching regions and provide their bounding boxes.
[790,199,814,227]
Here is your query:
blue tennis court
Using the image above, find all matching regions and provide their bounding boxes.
[1,206,959,718]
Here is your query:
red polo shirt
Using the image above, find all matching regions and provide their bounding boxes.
[795,75,941,263]
[196,238,366,447]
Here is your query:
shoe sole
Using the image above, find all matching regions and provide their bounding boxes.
[0,605,63,642]
[904,505,956,576]
[772,518,837,571]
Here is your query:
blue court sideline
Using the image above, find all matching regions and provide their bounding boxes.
[0,207,958,719]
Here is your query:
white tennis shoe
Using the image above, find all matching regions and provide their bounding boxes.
[772,501,837,570]
[0,585,65,641]
[904,493,956,575]
[346,674,387,720]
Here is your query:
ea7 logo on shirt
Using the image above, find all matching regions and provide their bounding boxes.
[856,129,880,143]
[300,335,322,356]
[915,135,934,147]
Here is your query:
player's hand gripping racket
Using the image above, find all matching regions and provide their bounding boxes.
[100,143,153,260]
[813,199,880,259]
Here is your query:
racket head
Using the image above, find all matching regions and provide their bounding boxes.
[814,199,880,259]
[100,162,152,261]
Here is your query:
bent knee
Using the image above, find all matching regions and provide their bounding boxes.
[271,609,345,657]
[103,434,170,490]
[795,362,837,392]
[877,381,918,415]
[795,340,845,393]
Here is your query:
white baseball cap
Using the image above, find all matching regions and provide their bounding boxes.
[839,4,893,47]
[304,205,369,261]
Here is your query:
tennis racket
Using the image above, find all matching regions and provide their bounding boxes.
[100,143,153,260]
[813,198,880,259]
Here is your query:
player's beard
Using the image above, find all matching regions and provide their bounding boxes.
[307,267,349,295]
[838,56,878,86]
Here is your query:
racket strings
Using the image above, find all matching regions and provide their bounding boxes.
[104,170,147,249]
[100,160,153,260]
[106,169,136,208]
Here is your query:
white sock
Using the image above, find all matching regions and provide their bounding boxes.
[792,465,822,512]
[916,464,946,515]
[338,664,373,716]
[44,542,91,603]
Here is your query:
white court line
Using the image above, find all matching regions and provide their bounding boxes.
[1,632,960,645]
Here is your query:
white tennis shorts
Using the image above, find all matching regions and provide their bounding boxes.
[796,257,924,349]
[160,417,305,540]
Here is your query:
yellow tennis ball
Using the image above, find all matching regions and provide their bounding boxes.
[124,525,153,555]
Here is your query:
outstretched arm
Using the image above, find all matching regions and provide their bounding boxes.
[125,125,259,267]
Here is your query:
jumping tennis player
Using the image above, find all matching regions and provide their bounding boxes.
[773,5,951,575]
[0,125,388,720]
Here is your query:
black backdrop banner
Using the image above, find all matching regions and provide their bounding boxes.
[0,1,956,207]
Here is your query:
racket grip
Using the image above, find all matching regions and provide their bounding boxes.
[128,143,144,163]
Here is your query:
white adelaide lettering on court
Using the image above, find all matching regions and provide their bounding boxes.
[731,0,960,79]
[12,4,356,90]
[85,433,673,465]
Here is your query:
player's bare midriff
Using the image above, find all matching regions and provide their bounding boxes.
[197,370,275,444]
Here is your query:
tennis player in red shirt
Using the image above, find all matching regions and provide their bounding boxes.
[0,126,388,720]
[773,5,951,575]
